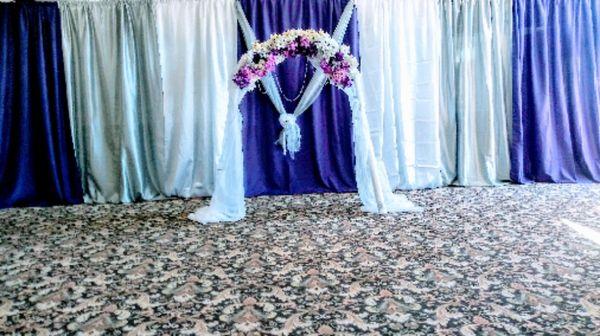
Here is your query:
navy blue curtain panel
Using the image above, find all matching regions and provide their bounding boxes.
[239,0,359,196]
[512,0,600,183]
[0,0,83,208]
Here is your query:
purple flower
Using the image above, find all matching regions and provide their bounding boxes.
[233,73,251,88]
[250,65,267,78]
[286,42,299,57]
[330,69,353,88]
[320,60,334,75]
[265,54,277,72]
[335,51,345,62]
[340,74,353,88]
[233,66,256,88]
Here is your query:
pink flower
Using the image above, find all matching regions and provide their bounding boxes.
[298,36,311,48]
[253,66,268,78]
[265,54,277,71]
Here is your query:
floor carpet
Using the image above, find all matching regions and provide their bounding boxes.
[1,184,599,335]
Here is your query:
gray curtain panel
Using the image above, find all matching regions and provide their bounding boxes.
[60,0,165,203]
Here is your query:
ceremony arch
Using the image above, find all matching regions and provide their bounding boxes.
[189,0,421,223]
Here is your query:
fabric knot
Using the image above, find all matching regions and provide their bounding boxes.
[278,113,297,128]
[276,114,302,159]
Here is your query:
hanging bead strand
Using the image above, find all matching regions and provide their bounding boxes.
[272,61,310,103]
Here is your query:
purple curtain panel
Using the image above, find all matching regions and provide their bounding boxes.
[512,0,600,183]
[0,0,83,208]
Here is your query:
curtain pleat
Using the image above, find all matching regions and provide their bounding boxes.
[512,0,600,183]
[60,0,165,203]
[155,0,237,198]
[0,0,83,208]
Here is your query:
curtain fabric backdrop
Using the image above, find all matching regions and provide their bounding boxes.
[60,0,165,203]
[512,0,600,183]
[0,0,83,208]
[155,0,238,198]
[238,0,359,196]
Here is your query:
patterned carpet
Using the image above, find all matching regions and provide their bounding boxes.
[1,184,599,335]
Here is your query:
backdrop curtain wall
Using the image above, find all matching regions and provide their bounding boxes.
[512,0,600,183]
[238,0,359,196]
[3,0,600,209]
[0,0,83,208]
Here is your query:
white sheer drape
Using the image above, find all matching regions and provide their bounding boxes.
[357,0,512,188]
[156,0,238,197]
[188,83,246,223]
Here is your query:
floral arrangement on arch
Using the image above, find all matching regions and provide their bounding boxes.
[233,29,359,90]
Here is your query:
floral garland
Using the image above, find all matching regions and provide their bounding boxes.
[233,29,359,90]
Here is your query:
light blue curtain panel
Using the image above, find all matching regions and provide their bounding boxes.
[59,0,164,203]
[440,0,512,186]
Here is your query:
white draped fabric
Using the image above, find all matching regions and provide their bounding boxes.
[356,0,512,189]
[345,75,423,214]
[155,0,238,198]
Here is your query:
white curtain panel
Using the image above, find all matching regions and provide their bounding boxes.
[356,0,446,190]
[357,0,512,189]
[155,0,238,198]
